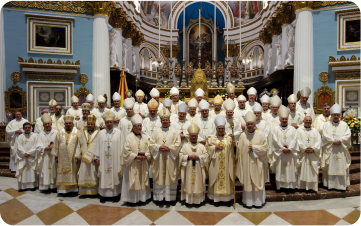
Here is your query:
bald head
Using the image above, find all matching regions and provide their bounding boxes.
[304,116,312,128]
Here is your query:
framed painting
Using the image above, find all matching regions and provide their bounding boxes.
[337,8,360,51]
[314,87,335,114]
[5,85,27,115]
[188,23,213,69]
[26,14,74,55]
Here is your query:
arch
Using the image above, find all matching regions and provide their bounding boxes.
[236,38,264,63]
[139,42,166,63]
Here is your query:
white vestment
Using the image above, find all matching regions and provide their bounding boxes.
[118,116,134,138]
[321,121,351,190]
[171,118,191,145]
[313,114,330,135]
[245,101,256,111]
[66,107,82,118]
[195,117,216,142]
[75,118,101,131]
[225,117,242,143]
[264,113,280,143]
[262,109,271,119]
[142,115,162,139]
[6,118,28,171]
[296,100,315,121]
[16,133,40,190]
[234,107,248,125]
[109,107,126,128]
[288,109,304,126]
[209,110,226,119]
[94,128,123,197]
[34,117,43,134]
[269,125,299,189]
[51,114,64,131]
[170,100,184,114]
[134,102,149,117]
[296,126,321,191]
[37,129,58,190]
[186,113,200,124]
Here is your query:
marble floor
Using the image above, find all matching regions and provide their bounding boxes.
[0,176,360,225]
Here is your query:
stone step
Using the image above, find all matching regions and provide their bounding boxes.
[0,169,15,178]
[352,156,360,164]
[0,156,9,162]
[349,150,360,156]
[349,164,360,174]
[0,162,9,169]
[350,172,361,185]
[0,150,10,157]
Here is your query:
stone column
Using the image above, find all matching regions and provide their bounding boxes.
[0,9,6,122]
[122,20,136,73]
[277,2,295,68]
[259,28,272,76]
[132,30,145,78]
[269,17,282,72]
[109,6,127,68]
[281,24,289,67]
[89,1,115,106]
[293,2,314,106]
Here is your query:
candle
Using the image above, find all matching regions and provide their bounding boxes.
[158,1,160,59]
[239,1,241,57]
[199,8,201,43]
[183,1,185,61]
[226,0,228,60]
[170,1,172,58]
[214,1,216,60]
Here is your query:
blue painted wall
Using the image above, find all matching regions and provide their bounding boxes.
[313,6,360,93]
[3,9,93,117]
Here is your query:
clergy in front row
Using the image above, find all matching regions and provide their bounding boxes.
[269,105,299,191]
[179,123,209,205]
[321,104,351,191]
[236,112,268,208]
[121,114,151,206]
[149,108,181,205]
[52,115,80,196]
[77,115,100,198]
[16,122,40,191]
[207,115,235,207]
[296,116,321,192]
[37,113,58,193]
[94,111,123,203]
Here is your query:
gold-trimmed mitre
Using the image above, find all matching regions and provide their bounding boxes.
[64,115,74,123]
[226,82,235,93]
[86,115,97,124]
[213,95,224,105]
[102,111,115,121]
[187,123,200,134]
[159,107,170,119]
[147,98,159,110]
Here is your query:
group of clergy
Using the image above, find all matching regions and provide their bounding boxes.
[5,82,352,208]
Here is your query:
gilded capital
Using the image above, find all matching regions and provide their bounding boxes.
[132,30,144,47]
[276,2,295,26]
[162,45,181,58]
[222,44,239,58]
[291,1,315,12]
[268,17,282,36]
[87,1,116,17]
[122,20,136,39]
[109,6,127,29]
[259,28,272,45]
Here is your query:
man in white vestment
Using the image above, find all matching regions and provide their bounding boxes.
[16,122,40,191]
[321,104,352,191]
[222,83,237,110]
[296,116,321,192]
[187,98,200,124]
[34,108,48,134]
[171,103,192,145]
[66,96,82,121]
[52,115,80,196]
[150,88,164,113]
[134,89,149,118]
[49,99,58,117]
[195,88,205,114]
[179,123,209,205]
[223,99,242,143]
[75,103,101,131]
[170,87,185,114]
[109,92,126,128]
[119,98,135,138]
[143,99,161,138]
[264,95,282,142]
[149,108,181,205]
[269,105,299,191]
[121,114,152,206]
[92,95,108,129]
[236,112,268,208]
[209,95,226,119]
[287,94,304,129]
[36,113,58,193]
[245,87,257,110]
[207,115,236,206]
[313,103,331,135]
[296,87,315,121]
[77,115,100,198]
[94,111,123,202]
[86,94,97,115]
[260,95,271,119]
[51,105,65,131]
[253,104,270,138]
[162,98,177,122]
[234,95,248,130]
[195,100,216,144]
[6,111,28,172]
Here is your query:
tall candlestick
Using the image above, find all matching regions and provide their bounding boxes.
[158,1,160,59]
[183,1,185,61]
[239,1,241,57]
[226,0,228,59]
[170,1,172,58]
[199,8,201,42]
[214,2,216,60]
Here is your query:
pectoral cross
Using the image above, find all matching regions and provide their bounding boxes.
[282,135,288,141]
[203,127,208,131]
[272,119,278,125]
[17,123,21,127]
[71,131,77,136]
[290,118,295,123]
[306,135,313,143]
[151,124,156,132]
[48,166,52,171]
[105,167,112,173]
[332,129,338,134]
[334,155,341,162]
[284,162,289,167]
[105,152,111,158]
[106,139,112,149]
[23,139,29,144]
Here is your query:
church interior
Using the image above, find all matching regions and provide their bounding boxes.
[0,1,360,225]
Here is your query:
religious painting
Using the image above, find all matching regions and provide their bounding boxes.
[140,1,172,28]
[313,86,335,114]
[188,24,213,69]
[238,1,263,25]
[5,85,27,115]
[337,9,360,51]
[318,93,331,110]
[27,14,73,55]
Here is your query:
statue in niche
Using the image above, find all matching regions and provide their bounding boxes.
[286,24,295,66]
[132,47,136,73]
[274,34,282,71]
[109,29,118,67]
[122,40,131,71]
[266,47,272,75]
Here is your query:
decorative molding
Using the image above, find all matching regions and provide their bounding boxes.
[267,17,282,36]
[109,6,128,29]
[315,1,354,8]
[26,75,74,82]
[292,1,315,12]
[329,55,360,75]
[87,1,115,17]
[122,20,137,39]
[162,45,181,58]
[275,2,295,26]
[259,28,272,45]
[336,80,360,108]
[336,8,361,51]
[314,72,335,114]
[221,44,240,57]
[132,30,145,47]
[335,71,360,80]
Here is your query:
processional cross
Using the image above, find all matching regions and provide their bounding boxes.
[195,36,206,67]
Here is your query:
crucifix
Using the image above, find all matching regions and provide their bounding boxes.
[151,123,156,132]
[272,119,278,125]
[282,135,288,141]
[105,167,112,173]
[306,135,313,143]
[23,139,29,144]
[334,155,341,162]
[106,139,112,149]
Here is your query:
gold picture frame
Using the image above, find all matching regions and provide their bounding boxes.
[5,85,27,115]
[26,14,74,55]
[336,8,360,51]
[314,72,335,114]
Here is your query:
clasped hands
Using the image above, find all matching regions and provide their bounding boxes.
[188,155,199,161]
[333,139,341,145]
[282,148,291,154]
[136,155,146,161]
[305,147,314,153]
[159,145,170,152]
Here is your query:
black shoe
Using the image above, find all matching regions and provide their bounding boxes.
[100,197,106,203]
[30,188,36,191]
[50,188,58,193]
[214,202,220,207]
[79,195,86,199]
[227,201,233,207]
[90,194,99,199]
[170,201,177,206]
[41,189,51,194]
[18,189,24,192]
[113,195,120,203]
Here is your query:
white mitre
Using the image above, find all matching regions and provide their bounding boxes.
[123,98,135,109]
[41,113,52,123]
[150,88,160,98]
[245,111,257,123]
[278,105,289,118]
[226,82,235,93]
[188,98,198,108]
[260,95,270,104]
[330,103,341,114]
[71,96,79,103]
[214,114,226,127]
[112,92,121,101]
[187,123,200,134]
[247,87,257,95]
[237,95,247,101]
[131,113,143,125]
[178,103,188,113]
[300,87,311,97]
[162,98,172,107]
[270,95,282,107]
[195,88,205,97]
[252,103,263,112]
[86,94,94,102]
[97,95,106,103]
[287,94,298,103]
[198,99,209,110]
[170,87,179,96]
[49,99,58,106]
[135,89,145,97]
[223,99,236,111]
